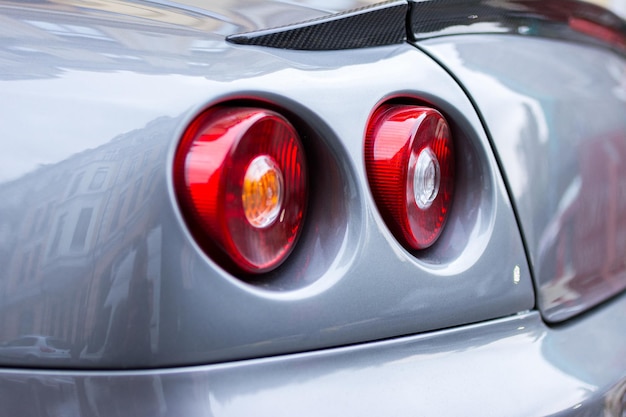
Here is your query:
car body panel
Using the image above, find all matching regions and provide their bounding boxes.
[1,0,626,416]
[0,0,533,368]
[1,292,626,416]
[420,34,626,322]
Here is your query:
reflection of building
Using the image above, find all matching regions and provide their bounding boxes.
[0,0,318,365]
[0,116,171,357]
[541,131,626,314]
[0,1,228,81]
[0,0,236,358]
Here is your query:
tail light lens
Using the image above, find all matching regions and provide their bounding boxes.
[365,104,454,249]
[174,107,308,274]
[569,17,626,49]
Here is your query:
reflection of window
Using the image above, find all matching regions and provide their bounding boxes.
[30,245,42,281]
[110,190,126,232]
[27,20,112,41]
[20,250,31,280]
[143,167,159,198]
[38,204,51,234]
[68,172,84,196]
[128,178,143,213]
[70,208,93,250]
[126,158,138,180]
[89,168,108,190]
[30,207,42,237]
[142,150,152,168]
[49,213,67,256]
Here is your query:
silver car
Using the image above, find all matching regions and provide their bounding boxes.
[0,336,71,362]
[0,0,626,415]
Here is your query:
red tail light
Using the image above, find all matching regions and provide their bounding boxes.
[174,107,308,274]
[365,104,454,249]
[569,17,626,49]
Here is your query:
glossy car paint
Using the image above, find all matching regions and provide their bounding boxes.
[420,35,626,322]
[0,0,533,368]
[0,0,625,416]
[2,298,626,416]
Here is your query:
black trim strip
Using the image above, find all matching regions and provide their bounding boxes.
[409,0,626,53]
[226,1,408,50]
[226,0,625,53]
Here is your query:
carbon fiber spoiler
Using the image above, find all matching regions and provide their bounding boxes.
[227,0,626,53]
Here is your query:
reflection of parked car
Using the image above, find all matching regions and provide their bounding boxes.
[1,0,626,416]
[0,336,71,362]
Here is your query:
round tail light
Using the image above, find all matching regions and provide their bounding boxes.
[365,104,454,250]
[174,107,308,274]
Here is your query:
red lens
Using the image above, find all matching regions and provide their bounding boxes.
[569,17,626,49]
[174,107,307,273]
[365,104,454,249]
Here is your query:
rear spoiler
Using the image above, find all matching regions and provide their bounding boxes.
[227,0,626,53]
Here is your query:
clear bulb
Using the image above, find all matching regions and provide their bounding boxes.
[413,147,440,210]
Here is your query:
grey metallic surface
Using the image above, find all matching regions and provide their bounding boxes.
[408,0,626,55]
[144,0,390,33]
[420,35,626,322]
[1,0,626,416]
[2,293,626,416]
[0,0,533,368]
